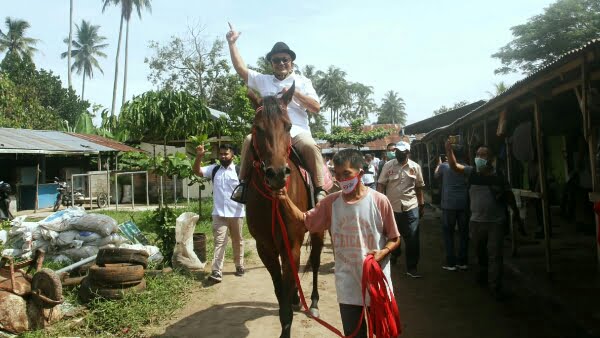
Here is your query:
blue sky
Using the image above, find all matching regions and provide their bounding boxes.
[3,0,556,126]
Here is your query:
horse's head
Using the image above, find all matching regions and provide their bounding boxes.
[252,82,295,190]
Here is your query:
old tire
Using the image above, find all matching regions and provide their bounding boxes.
[96,248,149,268]
[31,268,63,309]
[96,192,108,208]
[88,264,144,286]
[79,277,146,302]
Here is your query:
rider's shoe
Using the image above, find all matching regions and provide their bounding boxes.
[231,181,247,204]
[315,188,327,204]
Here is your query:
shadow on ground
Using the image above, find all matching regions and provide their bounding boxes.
[158,301,279,338]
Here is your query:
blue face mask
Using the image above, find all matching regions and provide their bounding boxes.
[386,151,396,160]
[474,157,487,172]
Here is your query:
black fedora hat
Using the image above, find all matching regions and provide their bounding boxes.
[266,42,296,61]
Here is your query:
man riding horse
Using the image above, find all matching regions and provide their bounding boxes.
[226,23,327,204]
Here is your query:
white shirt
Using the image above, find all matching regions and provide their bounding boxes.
[362,163,376,185]
[247,69,320,138]
[201,163,245,218]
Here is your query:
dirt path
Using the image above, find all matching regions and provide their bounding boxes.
[150,238,344,338]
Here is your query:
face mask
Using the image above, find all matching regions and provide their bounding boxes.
[219,159,232,167]
[474,157,487,172]
[386,151,396,160]
[339,173,361,194]
[396,151,408,163]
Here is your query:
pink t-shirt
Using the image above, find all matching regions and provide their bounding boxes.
[304,189,400,306]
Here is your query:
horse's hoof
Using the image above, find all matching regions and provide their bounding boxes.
[309,308,320,318]
[292,303,302,312]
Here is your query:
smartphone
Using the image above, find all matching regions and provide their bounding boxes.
[448,135,461,145]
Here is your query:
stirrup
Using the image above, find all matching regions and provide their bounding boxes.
[231,182,247,204]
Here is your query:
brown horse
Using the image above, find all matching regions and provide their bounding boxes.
[245,83,325,338]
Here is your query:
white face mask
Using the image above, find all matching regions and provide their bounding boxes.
[339,173,361,194]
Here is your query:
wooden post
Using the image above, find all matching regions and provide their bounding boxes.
[583,61,600,267]
[35,161,39,212]
[534,100,552,275]
[505,137,519,257]
[483,119,488,145]
[426,142,433,194]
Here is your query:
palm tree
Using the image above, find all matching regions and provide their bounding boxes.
[315,66,350,127]
[487,81,509,98]
[0,17,39,59]
[61,20,108,100]
[67,0,74,89]
[377,90,406,125]
[349,82,376,119]
[102,0,152,117]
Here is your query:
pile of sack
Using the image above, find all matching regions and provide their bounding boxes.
[1,208,162,264]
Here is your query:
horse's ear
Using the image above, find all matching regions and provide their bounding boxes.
[247,88,263,109]
[281,81,295,106]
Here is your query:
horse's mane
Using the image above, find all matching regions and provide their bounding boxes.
[259,95,292,125]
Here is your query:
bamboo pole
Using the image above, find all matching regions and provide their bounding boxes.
[533,100,552,275]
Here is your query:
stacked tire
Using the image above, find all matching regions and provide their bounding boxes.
[79,248,149,303]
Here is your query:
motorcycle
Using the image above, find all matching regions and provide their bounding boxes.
[53,177,84,212]
[0,181,13,221]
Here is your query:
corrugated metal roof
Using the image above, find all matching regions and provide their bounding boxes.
[68,133,143,152]
[209,108,226,120]
[420,38,600,142]
[404,100,487,135]
[0,128,113,154]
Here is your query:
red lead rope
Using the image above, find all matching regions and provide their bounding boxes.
[362,255,403,338]
[251,176,402,337]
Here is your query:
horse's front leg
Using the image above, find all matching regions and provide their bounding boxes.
[279,240,302,338]
[308,231,325,318]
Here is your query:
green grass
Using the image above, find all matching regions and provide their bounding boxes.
[22,272,195,337]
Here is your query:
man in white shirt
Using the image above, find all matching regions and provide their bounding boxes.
[226,23,326,204]
[193,144,245,283]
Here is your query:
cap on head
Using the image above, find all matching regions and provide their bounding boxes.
[396,141,411,152]
[266,42,296,61]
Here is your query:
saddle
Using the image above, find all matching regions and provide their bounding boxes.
[288,146,334,209]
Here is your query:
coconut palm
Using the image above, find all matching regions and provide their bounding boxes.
[61,20,108,100]
[487,81,509,98]
[315,66,350,127]
[102,0,152,117]
[377,90,406,125]
[0,17,39,59]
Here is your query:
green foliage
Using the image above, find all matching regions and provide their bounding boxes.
[144,205,177,266]
[0,51,89,129]
[315,66,350,127]
[0,17,39,59]
[376,90,406,125]
[119,89,214,143]
[61,20,108,100]
[309,111,328,135]
[317,117,390,148]
[145,28,233,109]
[492,0,600,74]
[432,100,470,116]
[216,85,255,146]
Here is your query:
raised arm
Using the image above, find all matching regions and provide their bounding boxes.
[226,22,249,83]
[445,139,466,174]
[192,145,205,177]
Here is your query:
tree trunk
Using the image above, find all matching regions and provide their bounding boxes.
[122,19,130,106]
[81,72,86,101]
[67,0,73,89]
[110,15,124,118]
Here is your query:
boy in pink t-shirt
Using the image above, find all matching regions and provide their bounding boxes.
[277,149,401,338]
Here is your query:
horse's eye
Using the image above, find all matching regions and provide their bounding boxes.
[285,124,292,132]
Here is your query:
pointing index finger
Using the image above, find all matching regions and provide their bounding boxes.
[228,22,234,31]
